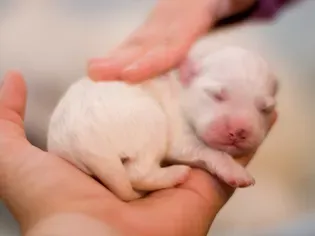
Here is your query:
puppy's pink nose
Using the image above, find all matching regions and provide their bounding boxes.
[228,128,248,142]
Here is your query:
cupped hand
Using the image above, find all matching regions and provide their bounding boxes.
[88,0,255,83]
[0,71,276,236]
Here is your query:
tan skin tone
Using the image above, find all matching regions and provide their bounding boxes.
[0,72,276,236]
[88,0,256,83]
[1,1,278,235]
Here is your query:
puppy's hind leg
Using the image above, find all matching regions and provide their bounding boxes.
[84,153,143,202]
[126,157,191,192]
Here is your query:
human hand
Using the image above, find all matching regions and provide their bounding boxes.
[88,0,255,83]
[0,71,276,236]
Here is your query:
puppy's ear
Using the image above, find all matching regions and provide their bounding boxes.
[178,58,199,87]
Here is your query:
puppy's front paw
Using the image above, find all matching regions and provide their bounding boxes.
[213,153,255,188]
[223,168,255,188]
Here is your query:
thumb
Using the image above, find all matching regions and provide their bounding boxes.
[0,71,27,138]
[0,71,29,189]
[0,71,27,118]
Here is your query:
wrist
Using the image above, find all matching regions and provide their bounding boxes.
[155,0,221,38]
[216,0,256,20]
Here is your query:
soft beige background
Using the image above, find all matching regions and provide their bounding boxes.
[0,0,314,235]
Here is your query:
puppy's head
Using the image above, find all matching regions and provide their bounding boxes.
[179,46,278,157]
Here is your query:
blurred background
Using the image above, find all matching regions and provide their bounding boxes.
[0,0,314,235]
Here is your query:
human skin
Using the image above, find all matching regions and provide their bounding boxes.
[0,71,276,236]
[87,0,256,83]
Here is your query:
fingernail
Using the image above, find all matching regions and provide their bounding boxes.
[121,65,141,81]
[0,72,12,89]
[0,74,8,97]
[0,71,21,91]
[88,63,110,77]
[89,66,121,82]
[123,63,139,72]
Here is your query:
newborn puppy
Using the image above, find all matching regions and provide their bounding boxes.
[47,46,278,201]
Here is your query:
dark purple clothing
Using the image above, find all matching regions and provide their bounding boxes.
[252,0,296,18]
[216,0,300,27]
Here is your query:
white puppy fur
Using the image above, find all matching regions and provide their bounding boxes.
[47,46,278,201]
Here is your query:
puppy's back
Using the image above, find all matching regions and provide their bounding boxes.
[47,78,168,173]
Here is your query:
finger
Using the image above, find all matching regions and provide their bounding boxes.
[120,42,189,83]
[88,45,145,82]
[128,170,233,236]
[0,71,27,120]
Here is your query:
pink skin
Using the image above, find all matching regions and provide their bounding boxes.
[199,89,276,158]
[201,113,264,157]
[197,95,274,158]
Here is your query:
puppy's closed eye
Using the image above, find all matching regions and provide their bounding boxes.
[204,85,228,102]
